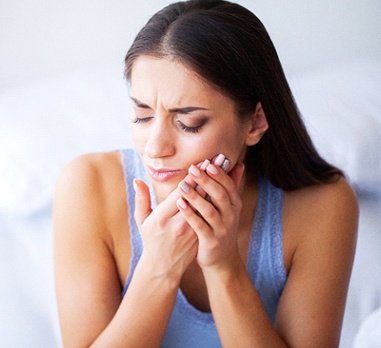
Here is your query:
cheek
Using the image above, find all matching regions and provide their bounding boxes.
[211,126,245,153]
[131,126,146,150]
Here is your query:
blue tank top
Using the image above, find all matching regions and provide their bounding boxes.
[121,148,287,347]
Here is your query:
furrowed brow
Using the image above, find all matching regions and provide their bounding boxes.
[130,97,150,108]
[168,106,208,114]
[130,97,208,114]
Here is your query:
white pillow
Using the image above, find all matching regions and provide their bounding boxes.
[289,59,381,193]
[353,306,381,348]
[0,66,133,216]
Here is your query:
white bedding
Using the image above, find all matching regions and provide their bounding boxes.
[1,59,380,347]
[0,211,61,347]
[341,197,381,347]
[354,306,381,347]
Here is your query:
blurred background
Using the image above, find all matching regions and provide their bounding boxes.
[0,1,380,347]
[0,0,380,92]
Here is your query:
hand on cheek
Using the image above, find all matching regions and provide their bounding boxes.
[176,157,245,269]
[193,154,231,201]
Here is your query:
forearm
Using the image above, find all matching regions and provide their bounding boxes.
[91,257,179,348]
[204,263,288,348]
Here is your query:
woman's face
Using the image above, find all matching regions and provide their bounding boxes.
[129,55,253,202]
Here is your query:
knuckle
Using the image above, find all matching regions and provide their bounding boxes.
[155,215,167,228]
[214,188,228,202]
[203,204,216,220]
[175,224,187,236]
[195,218,207,232]
[225,215,236,228]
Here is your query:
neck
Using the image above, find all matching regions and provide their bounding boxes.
[238,170,259,233]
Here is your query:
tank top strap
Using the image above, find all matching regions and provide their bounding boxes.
[120,148,156,296]
[247,173,287,323]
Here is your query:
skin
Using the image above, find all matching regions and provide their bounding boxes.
[54,56,359,347]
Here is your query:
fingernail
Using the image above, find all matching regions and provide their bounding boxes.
[177,197,188,209]
[207,164,218,175]
[213,154,225,167]
[221,159,230,172]
[200,159,210,171]
[179,180,190,193]
[189,165,201,177]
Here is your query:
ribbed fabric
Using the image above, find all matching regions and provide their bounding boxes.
[121,148,287,347]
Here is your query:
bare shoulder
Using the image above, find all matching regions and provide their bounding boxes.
[284,176,359,233]
[56,151,124,197]
[55,152,125,215]
[54,151,128,255]
[282,177,359,271]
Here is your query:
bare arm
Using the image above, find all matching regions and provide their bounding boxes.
[54,154,197,347]
[275,178,358,347]
[54,154,123,347]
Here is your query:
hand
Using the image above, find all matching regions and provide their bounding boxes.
[133,177,198,283]
[176,161,245,270]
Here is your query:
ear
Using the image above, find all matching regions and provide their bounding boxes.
[244,102,269,146]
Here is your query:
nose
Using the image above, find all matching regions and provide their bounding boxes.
[145,119,175,159]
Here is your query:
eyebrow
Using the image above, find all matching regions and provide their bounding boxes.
[130,96,209,114]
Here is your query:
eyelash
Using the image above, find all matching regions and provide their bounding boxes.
[177,121,203,133]
[132,116,152,124]
[132,116,204,134]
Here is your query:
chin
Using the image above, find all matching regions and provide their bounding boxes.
[151,180,180,204]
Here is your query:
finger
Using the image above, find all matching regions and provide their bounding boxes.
[187,164,236,208]
[177,197,213,239]
[144,169,201,221]
[195,184,207,198]
[156,158,207,215]
[205,163,244,208]
[156,171,197,215]
[134,160,206,222]
[191,156,229,199]
[178,180,223,229]
[133,179,152,227]
[171,206,195,237]
[212,153,225,167]
[194,159,210,199]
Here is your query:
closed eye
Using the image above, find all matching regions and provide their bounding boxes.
[177,119,206,133]
[132,116,153,124]
[130,96,208,133]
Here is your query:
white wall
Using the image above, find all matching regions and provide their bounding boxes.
[0,0,380,92]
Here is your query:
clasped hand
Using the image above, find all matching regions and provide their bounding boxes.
[134,155,245,283]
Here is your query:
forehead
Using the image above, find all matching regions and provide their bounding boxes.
[130,55,204,87]
[129,55,233,109]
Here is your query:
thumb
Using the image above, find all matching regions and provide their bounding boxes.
[133,179,152,227]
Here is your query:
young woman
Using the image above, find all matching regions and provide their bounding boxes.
[53,1,358,347]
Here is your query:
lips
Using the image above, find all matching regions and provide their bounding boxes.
[147,166,183,182]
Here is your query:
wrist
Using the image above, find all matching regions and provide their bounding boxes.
[135,253,182,292]
[202,257,246,288]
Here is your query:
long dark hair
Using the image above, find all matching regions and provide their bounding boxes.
[124,0,342,191]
